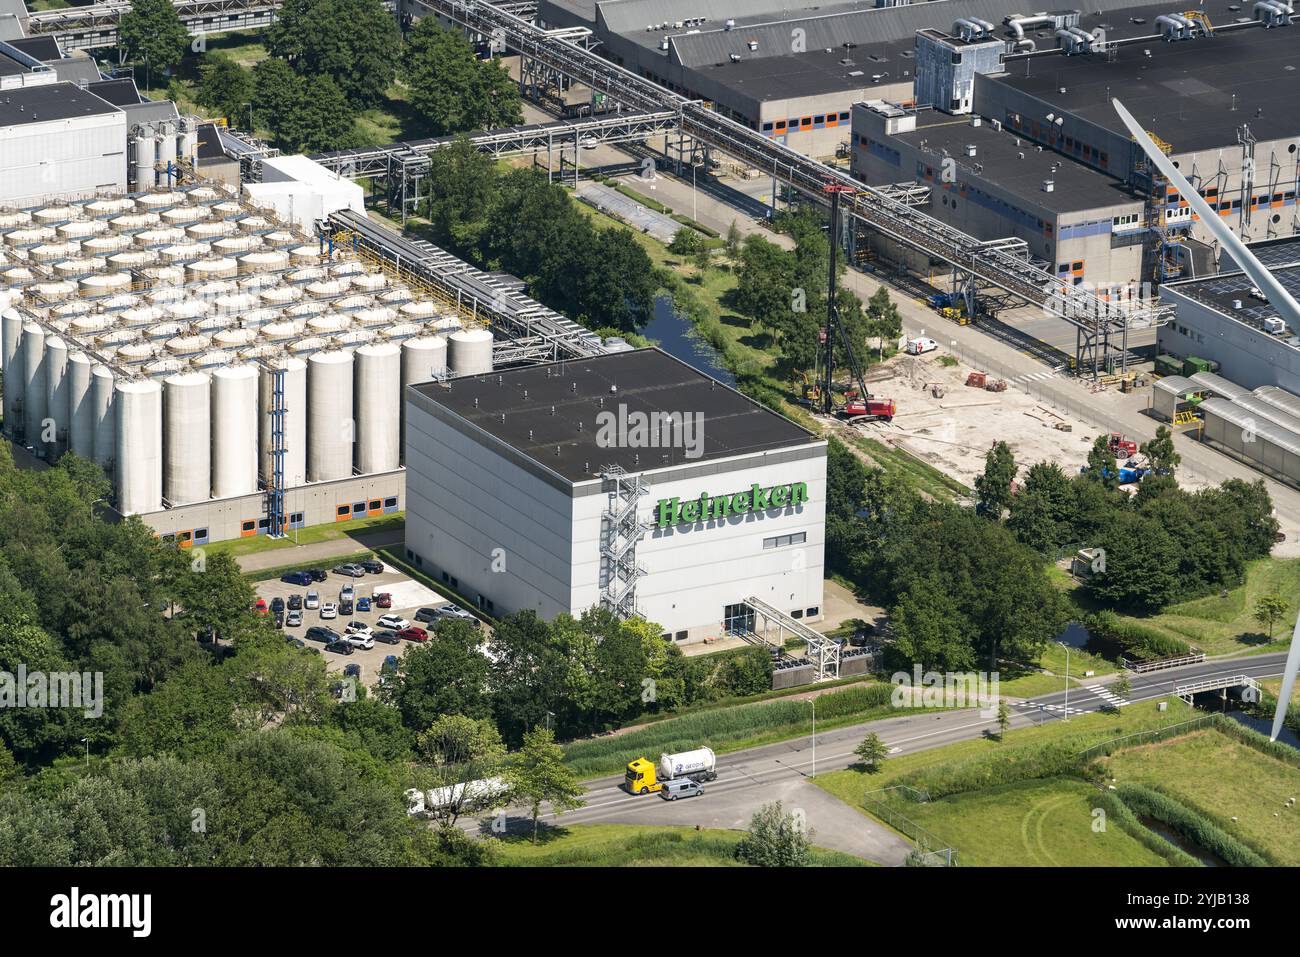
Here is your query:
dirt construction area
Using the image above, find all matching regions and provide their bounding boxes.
[855,350,1154,489]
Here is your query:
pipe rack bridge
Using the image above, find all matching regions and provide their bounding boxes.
[24,0,536,49]
[326,209,605,362]
[414,0,1173,375]
[311,110,679,177]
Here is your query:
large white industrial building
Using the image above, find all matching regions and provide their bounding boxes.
[404,349,826,641]
[0,183,496,544]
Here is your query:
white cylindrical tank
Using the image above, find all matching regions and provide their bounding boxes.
[66,351,94,459]
[349,272,387,293]
[20,321,46,451]
[236,215,271,233]
[82,234,132,256]
[657,747,716,782]
[115,379,162,514]
[33,204,79,225]
[136,191,183,210]
[185,258,238,282]
[133,134,157,191]
[400,335,448,461]
[262,230,297,248]
[163,371,211,506]
[86,198,134,217]
[90,363,115,469]
[1,309,23,439]
[56,220,108,240]
[307,350,354,482]
[307,314,349,335]
[448,328,493,377]
[186,221,236,241]
[354,342,401,476]
[398,300,438,321]
[210,202,243,220]
[78,273,131,297]
[259,355,307,488]
[160,205,203,227]
[43,335,70,458]
[212,328,257,349]
[210,364,259,498]
[213,235,259,257]
[180,118,198,165]
[289,245,321,265]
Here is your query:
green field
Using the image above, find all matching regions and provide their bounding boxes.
[1111,557,1300,657]
[1102,729,1300,865]
[886,777,1171,867]
[492,824,869,867]
[206,514,404,559]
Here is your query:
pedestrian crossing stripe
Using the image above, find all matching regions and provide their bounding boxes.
[1085,684,1130,707]
[1017,370,1056,382]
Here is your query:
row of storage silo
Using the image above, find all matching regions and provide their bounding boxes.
[130,119,200,192]
[2,304,492,514]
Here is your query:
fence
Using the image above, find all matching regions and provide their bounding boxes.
[860,786,958,867]
[1121,652,1207,673]
[1076,715,1220,763]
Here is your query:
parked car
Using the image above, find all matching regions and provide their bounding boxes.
[274,611,285,628]
[660,779,705,801]
[413,607,439,624]
[286,609,303,628]
[320,602,338,620]
[396,626,429,642]
[372,629,401,645]
[305,626,339,644]
[253,598,268,615]
[360,558,384,574]
[346,633,375,650]
[280,570,313,586]
[270,596,285,614]
[286,638,306,649]
[287,593,303,611]
[377,614,409,631]
[344,621,372,636]
[307,568,328,583]
[343,663,362,680]
[333,563,366,578]
[374,592,392,609]
[324,638,354,655]
[340,598,354,617]
[339,584,355,602]
[305,590,320,610]
[381,655,399,673]
[435,604,479,627]
[356,595,371,612]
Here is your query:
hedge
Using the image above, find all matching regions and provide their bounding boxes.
[1085,610,1193,661]
[1089,791,1203,867]
[1115,783,1270,867]
[895,741,1081,800]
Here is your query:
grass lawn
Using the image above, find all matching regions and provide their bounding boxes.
[206,514,404,559]
[1261,677,1300,703]
[1112,557,1300,657]
[814,697,1197,808]
[1102,729,1300,865]
[491,823,869,867]
[888,777,1171,867]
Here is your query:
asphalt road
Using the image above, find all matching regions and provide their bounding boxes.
[467,652,1290,863]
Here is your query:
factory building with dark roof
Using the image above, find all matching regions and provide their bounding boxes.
[404,348,827,642]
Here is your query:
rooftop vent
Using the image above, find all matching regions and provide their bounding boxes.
[1042,179,1055,192]
[965,144,977,156]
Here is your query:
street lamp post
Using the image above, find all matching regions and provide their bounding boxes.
[80,737,89,770]
[810,698,817,779]
[1060,641,1071,722]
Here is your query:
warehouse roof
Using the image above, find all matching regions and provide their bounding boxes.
[0,82,121,126]
[1166,264,1300,345]
[413,348,817,483]
[85,78,144,107]
[693,50,881,103]
[993,22,1300,154]
[887,107,1138,213]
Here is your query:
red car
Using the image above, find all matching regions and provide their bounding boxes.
[397,626,428,642]
[374,592,392,609]
[253,598,268,615]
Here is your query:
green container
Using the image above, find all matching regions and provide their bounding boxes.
[1155,354,1184,377]
[1182,356,1212,377]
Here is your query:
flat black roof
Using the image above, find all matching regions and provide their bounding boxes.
[86,78,143,106]
[0,82,120,126]
[993,23,1300,153]
[693,46,906,103]
[412,348,817,483]
[1246,235,1300,270]
[1168,265,1300,345]
[7,36,62,61]
[893,108,1139,213]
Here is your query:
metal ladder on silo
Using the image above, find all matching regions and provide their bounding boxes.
[266,366,287,539]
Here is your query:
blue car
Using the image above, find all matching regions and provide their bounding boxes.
[356,595,371,612]
[382,655,399,673]
[280,570,313,586]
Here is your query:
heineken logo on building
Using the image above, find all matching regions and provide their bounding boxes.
[655,482,809,528]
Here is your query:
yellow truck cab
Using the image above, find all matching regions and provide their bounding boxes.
[625,757,661,794]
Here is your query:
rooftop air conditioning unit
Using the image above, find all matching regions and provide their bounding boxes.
[970,115,982,127]
[1264,316,1287,334]
[725,18,736,29]
[748,40,759,50]
[965,144,977,156]
[730,53,741,62]
[1042,179,1055,192]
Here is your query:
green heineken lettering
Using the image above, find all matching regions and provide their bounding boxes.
[654,481,810,528]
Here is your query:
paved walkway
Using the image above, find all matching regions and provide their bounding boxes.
[235,528,405,573]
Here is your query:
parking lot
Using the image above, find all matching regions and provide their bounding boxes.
[254,561,469,686]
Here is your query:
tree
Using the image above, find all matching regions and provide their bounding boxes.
[266,0,400,109]
[854,732,889,772]
[195,54,251,128]
[250,57,302,136]
[489,610,570,746]
[1111,673,1132,698]
[735,801,811,867]
[381,621,491,730]
[118,0,190,84]
[423,137,498,251]
[890,576,977,672]
[1085,434,1120,489]
[414,715,506,826]
[725,220,742,263]
[866,286,902,360]
[1007,461,1076,553]
[1254,592,1289,639]
[734,234,796,336]
[996,699,1010,740]
[974,440,1016,520]
[669,227,705,257]
[1140,424,1181,476]
[404,19,522,135]
[691,244,712,274]
[274,74,356,154]
[505,726,584,843]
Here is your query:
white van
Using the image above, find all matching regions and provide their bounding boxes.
[906,337,938,355]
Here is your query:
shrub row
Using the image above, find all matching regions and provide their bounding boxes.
[895,741,1081,800]
[1085,610,1193,661]
[1115,783,1270,867]
[1089,791,1203,867]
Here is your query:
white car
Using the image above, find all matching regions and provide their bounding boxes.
[345,633,375,650]
[344,621,372,636]
[320,602,338,620]
[305,590,320,609]
[339,584,355,603]
[376,614,409,631]
[906,336,938,355]
[435,604,480,626]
